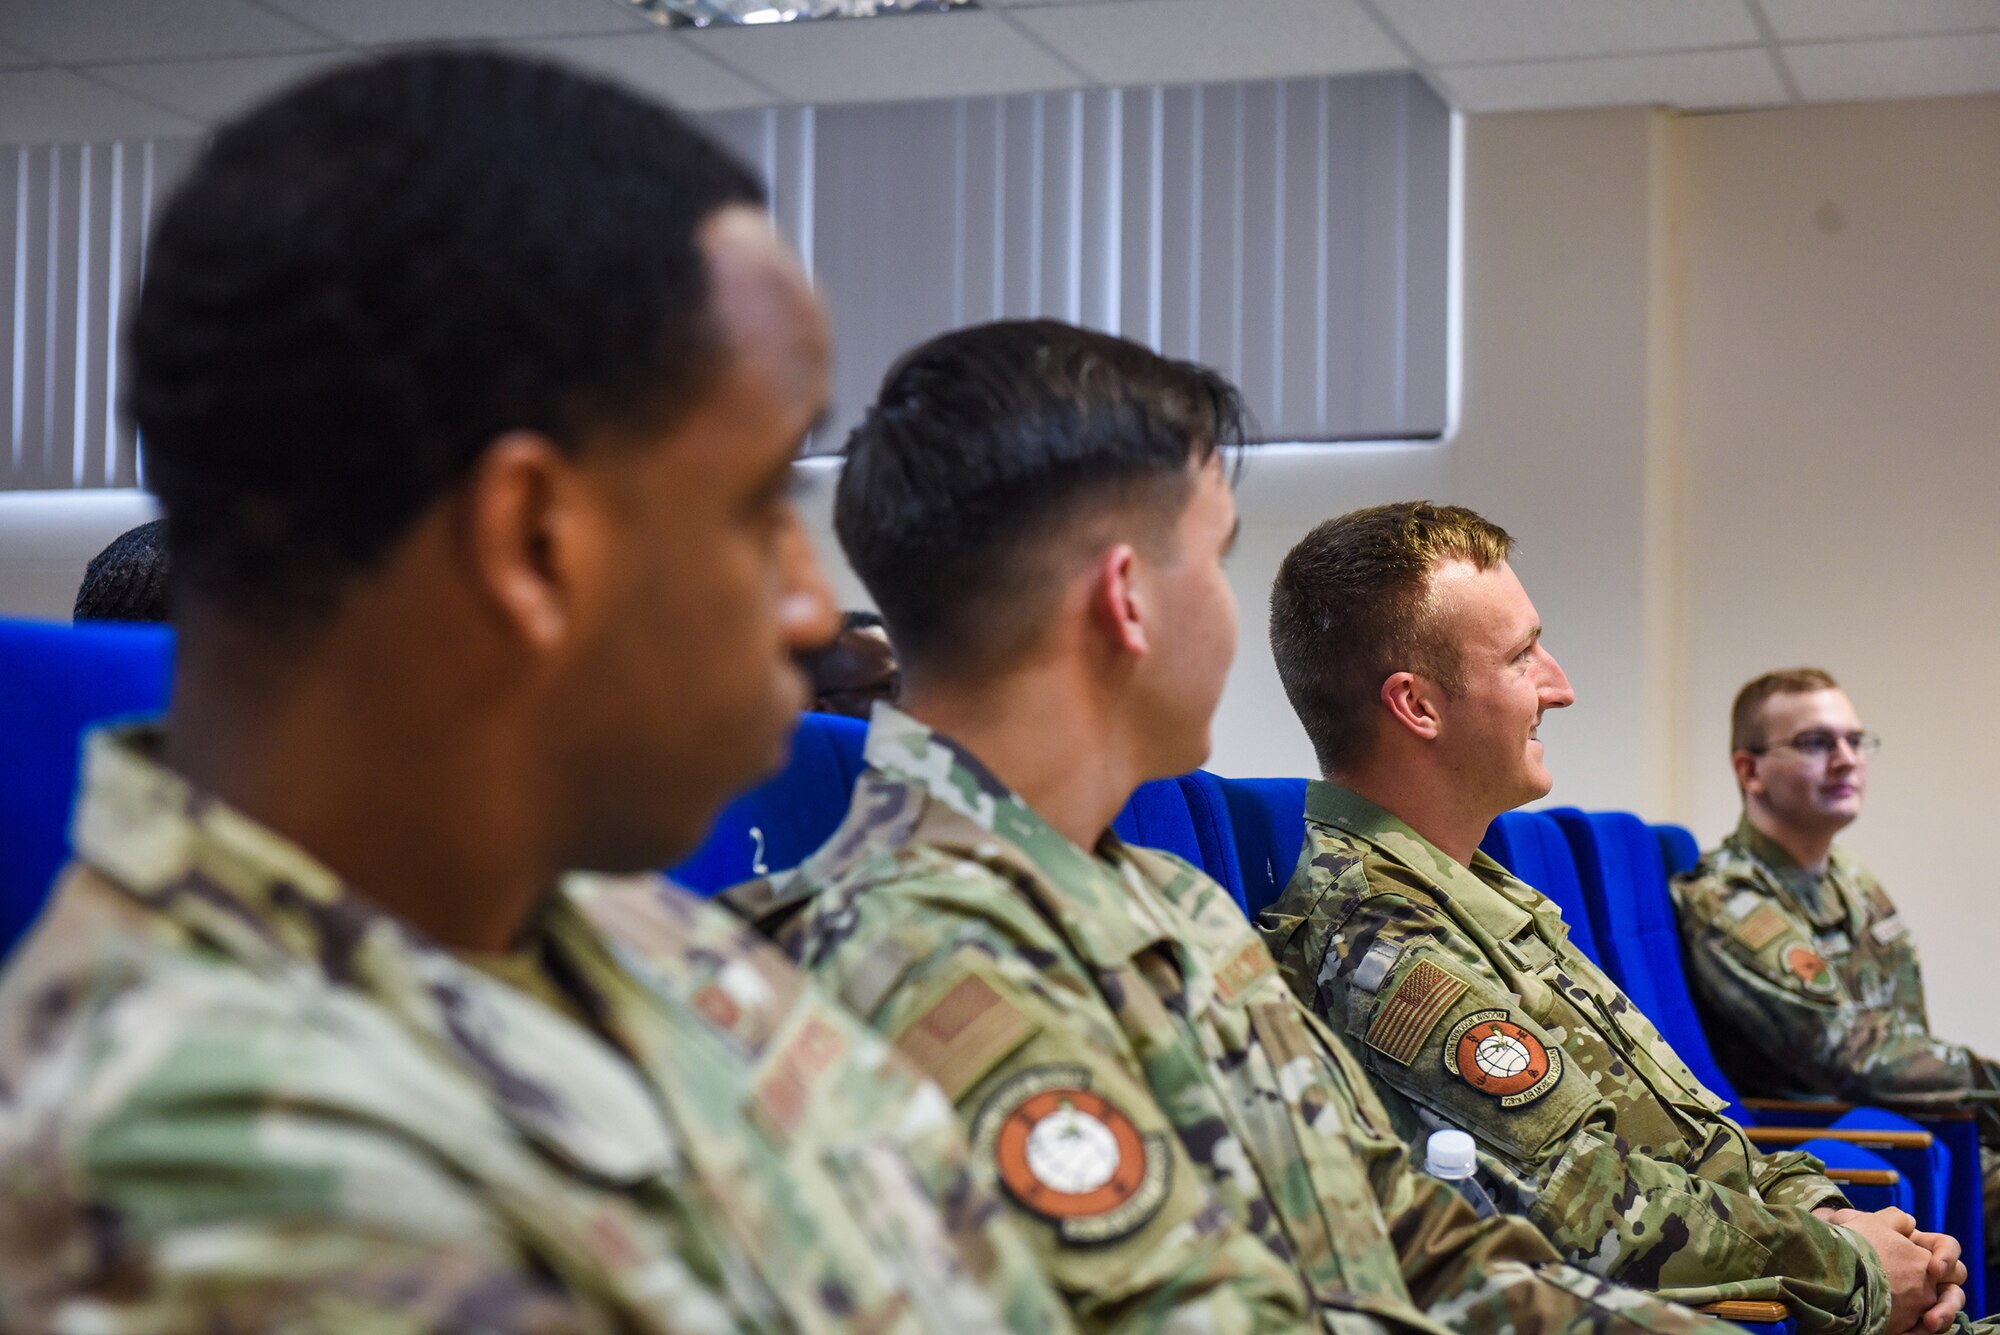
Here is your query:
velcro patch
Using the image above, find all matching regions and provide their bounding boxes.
[1213,939,1276,1002]
[1787,947,1830,986]
[1736,905,1791,951]
[1444,1011,1563,1107]
[754,1013,850,1141]
[892,973,1037,1102]
[1871,915,1910,946]
[1364,958,1469,1066]
[973,1065,1170,1245]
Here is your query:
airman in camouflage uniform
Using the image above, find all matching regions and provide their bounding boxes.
[733,709,1724,1335]
[1260,505,1966,1335]
[1262,782,1895,1332]
[0,727,1075,1333]
[1672,670,2000,1242]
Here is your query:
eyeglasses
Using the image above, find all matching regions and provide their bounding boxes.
[1747,729,1882,759]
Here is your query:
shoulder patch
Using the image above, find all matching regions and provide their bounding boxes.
[973,1064,1170,1245]
[1212,938,1275,1003]
[753,1012,851,1141]
[891,972,1037,1102]
[1870,915,1910,946]
[1786,946,1831,986]
[1443,1011,1562,1107]
[1736,904,1791,951]
[1364,957,1469,1066]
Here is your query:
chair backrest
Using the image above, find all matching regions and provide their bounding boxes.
[669,715,1249,907]
[1479,810,1602,964]
[1546,808,1747,1117]
[0,617,176,959]
[1654,822,1702,878]
[1212,776,1310,919]
[668,712,870,894]
[1169,772,1249,912]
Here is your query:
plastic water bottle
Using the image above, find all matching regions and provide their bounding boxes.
[1425,1128,1499,1219]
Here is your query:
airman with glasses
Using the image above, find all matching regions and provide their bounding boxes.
[1674,667,2000,1245]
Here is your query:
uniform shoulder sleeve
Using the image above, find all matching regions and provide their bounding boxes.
[1321,906,1601,1167]
[0,973,598,1333]
[815,866,1314,1331]
[1676,869,1844,1004]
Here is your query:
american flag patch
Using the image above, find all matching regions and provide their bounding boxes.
[1737,905,1790,950]
[1364,958,1469,1066]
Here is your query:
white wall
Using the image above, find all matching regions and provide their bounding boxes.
[1671,96,2000,1054]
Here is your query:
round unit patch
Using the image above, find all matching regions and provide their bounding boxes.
[1787,947,1828,985]
[1444,1010,1562,1107]
[974,1065,1171,1244]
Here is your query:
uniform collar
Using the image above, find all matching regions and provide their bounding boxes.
[1302,779,1539,939]
[1729,814,1843,921]
[860,705,1173,967]
[71,724,679,1185]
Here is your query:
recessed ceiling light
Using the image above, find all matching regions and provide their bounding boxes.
[615,0,974,27]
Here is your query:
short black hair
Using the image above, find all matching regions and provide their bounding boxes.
[836,319,1243,677]
[130,49,765,621]
[74,519,170,623]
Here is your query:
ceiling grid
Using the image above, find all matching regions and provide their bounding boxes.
[0,0,1995,142]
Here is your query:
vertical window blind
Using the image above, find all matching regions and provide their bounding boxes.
[0,70,1447,490]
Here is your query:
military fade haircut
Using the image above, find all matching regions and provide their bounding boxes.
[130,48,765,623]
[835,319,1245,679]
[1731,667,1841,753]
[74,519,170,624]
[1270,501,1514,774]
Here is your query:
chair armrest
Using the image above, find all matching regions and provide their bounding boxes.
[1822,1168,1900,1188]
[1698,1301,1791,1322]
[1747,1126,1933,1150]
[1743,1096,1980,1122]
[1742,1097,1856,1116]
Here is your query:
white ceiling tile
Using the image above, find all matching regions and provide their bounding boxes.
[1759,0,2000,41]
[1008,0,1404,85]
[1435,46,1786,112]
[254,0,655,45]
[1786,32,2000,101]
[0,0,333,64]
[0,68,204,143]
[1372,0,1760,65]
[511,31,776,110]
[685,11,1083,103]
[83,51,347,123]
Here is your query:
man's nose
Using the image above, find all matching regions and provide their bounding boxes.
[1539,649,1577,709]
[778,515,840,654]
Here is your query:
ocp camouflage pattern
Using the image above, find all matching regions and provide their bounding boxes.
[1674,818,2000,1242]
[0,726,1073,1333]
[1258,781,1890,1335]
[730,705,1729,1335]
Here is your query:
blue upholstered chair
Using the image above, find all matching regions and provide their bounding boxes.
[0,616,175,961]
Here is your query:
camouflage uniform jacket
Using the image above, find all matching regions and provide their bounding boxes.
[1258,782,1888,1335]
[730,707,1726,1335]
[0,726,1074,1334]
[1672,817,2000,1110]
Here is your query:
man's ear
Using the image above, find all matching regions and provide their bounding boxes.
[1090,542,1148,658]
[459,431,605,653]
[1731,749,1762,797]
[1381,670,1443,741]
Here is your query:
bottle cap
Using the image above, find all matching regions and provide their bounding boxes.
[1426,1128,1478,1180]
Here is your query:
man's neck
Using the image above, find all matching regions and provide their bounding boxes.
[1745,804,1836,876]
[1331,759,1494,867]
[162,625,558,954]
[899,672,1143,855]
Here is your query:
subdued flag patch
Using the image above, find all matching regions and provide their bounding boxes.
[892,972,1037,1102]
[1364,957,1469,1066]
[1736,905,1791,951]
